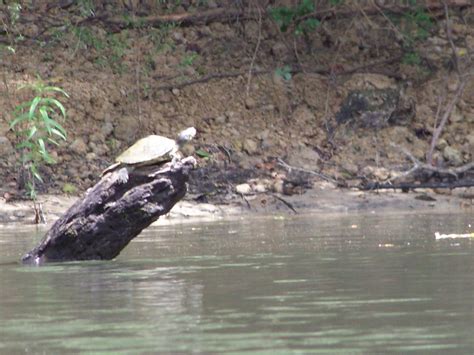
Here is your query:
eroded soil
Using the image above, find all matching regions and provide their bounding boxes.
[0,1,473,223]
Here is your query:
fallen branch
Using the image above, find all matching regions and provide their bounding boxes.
[272,194,297,214]
[277,158,337,184]
[22,157,195,265]
[361,180,474,191]
[391,143,474,178]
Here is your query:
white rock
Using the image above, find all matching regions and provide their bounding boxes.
[235,183,252,195]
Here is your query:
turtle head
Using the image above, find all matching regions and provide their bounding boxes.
[177,127,197,145]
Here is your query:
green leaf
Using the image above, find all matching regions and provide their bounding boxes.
[42,98,67,118]
[44,86,70,98]
[51,128,67,140]
[17,140,34,149]
[47,137,60,146]
[30,165,44,183]
[275,65,292,81]
[38,138,47,155]
[13,100,31,113]
[196,149,210,158]
[9,112,29,128]
[28,96,42,120]
[45,117,67,137]
[27,126,37,140]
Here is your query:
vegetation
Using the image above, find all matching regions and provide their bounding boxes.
[9,80,69,199]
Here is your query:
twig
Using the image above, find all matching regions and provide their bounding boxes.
[246,2,262,97]
[135,59,142,125]
[272,194,297,214]
[277,158,337,183]
[443,0,460,75]
[426,79,467,165]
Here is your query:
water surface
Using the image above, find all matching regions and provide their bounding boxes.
[1,212,473,353]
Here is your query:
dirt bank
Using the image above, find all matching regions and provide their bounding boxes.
[0,1,473,222]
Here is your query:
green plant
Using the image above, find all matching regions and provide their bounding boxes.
[62,183,77,195]
[270,0,320,36]
[73,27,105,51]
[10,79,69,199]
[0,1,24,53]
[275,65,292,81]
[78,0,95,17]
[402,51,421,66]
[180,52,199,68]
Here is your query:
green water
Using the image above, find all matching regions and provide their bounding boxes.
[1,212,473,354]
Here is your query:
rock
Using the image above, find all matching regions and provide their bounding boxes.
[436,138,448,150]
[235,183,252,195]
[443,145,463,165]
[70,138,88,155]
[286,146,320,171]
[0,136,14,156]
[361,166,390,181]
[242,138,258,155]
[114,116,139,141]
[336,88,415,128]
[172,88,180,96]
[252,183,266,193]
[244,97,257,109]
[342,162,359,176]
[214,115,227,124]
[101,122,114,137]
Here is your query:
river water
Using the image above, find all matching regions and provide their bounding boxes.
[0,212,473,354]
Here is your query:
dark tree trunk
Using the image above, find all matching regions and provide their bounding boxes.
[22,157,195,265]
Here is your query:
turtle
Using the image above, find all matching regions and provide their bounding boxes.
[102,127,196,176]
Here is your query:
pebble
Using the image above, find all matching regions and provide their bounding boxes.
[235,183,252,195]
[245,97,257,110]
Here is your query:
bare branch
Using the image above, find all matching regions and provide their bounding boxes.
[391,143,474,179]
[277,158,337,184]
[246,2,262,97]
[426,79,467,165]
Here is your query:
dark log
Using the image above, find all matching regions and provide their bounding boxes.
[21,157,196,265]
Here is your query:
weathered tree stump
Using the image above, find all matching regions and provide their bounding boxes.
[22,157,196,265]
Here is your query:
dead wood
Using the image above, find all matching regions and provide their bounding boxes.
[361,180,474,191]
[21,157,195,265]
[391,143,474,179]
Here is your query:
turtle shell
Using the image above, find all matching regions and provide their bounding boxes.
[116,135,177,165]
